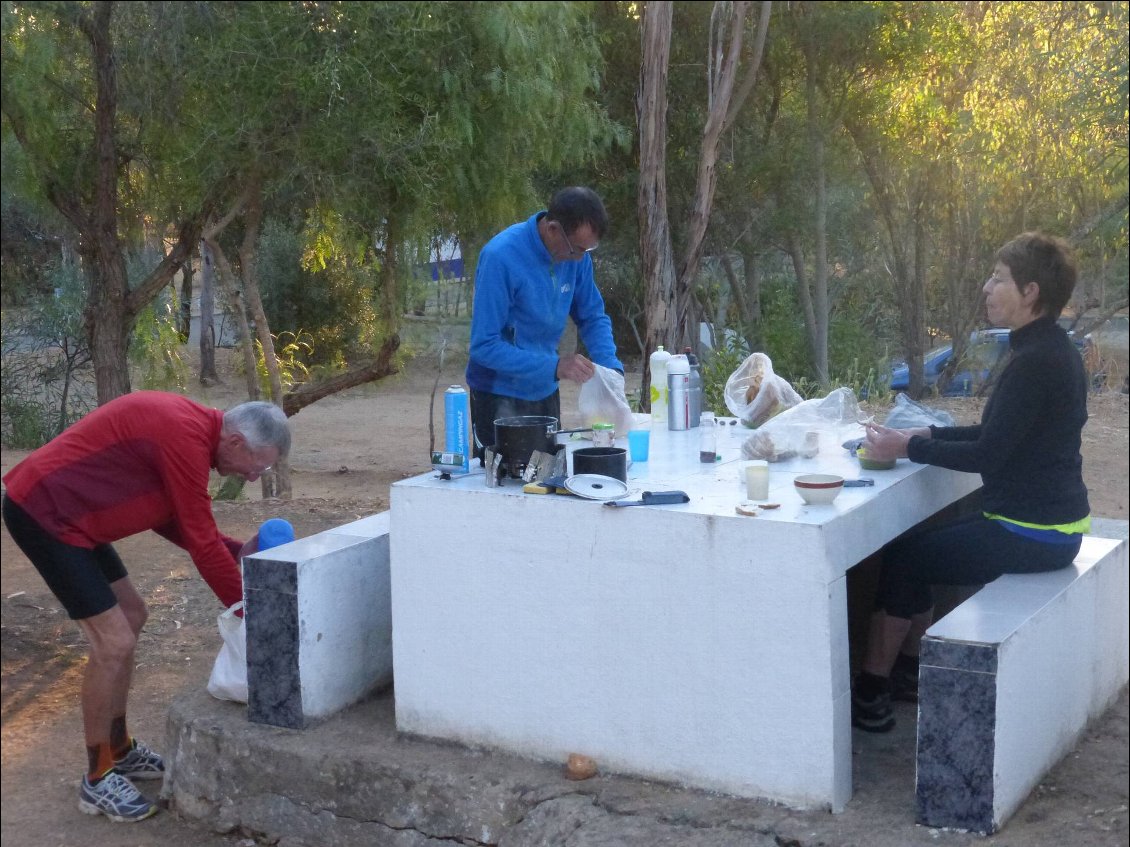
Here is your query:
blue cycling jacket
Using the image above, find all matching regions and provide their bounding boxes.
[466,212,623,401]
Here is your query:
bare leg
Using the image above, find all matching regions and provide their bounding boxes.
[107,578,147,742]
[900,609,933,659]
[861,610,912,678]
[76,601,140,772]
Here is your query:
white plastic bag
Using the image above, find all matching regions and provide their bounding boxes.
[578,364,636,437]
[883,393,955,429]
[723,352,803,428]
[740,387,863,462]
[206,601,247,703]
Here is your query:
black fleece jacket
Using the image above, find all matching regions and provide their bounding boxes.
[907,315,1090,525]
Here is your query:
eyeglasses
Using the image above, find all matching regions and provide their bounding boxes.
[556,222,598,256]
[243,441,275,475]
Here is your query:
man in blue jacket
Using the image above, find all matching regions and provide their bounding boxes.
[466,187,624,458]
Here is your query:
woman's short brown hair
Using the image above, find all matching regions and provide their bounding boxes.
[996,232,1078,319]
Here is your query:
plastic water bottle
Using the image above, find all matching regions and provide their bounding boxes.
[666,354,691,430]
[650,346,671,424]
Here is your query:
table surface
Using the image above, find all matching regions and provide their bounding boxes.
[402,418,942,527]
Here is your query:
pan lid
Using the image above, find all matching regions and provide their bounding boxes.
[563,474,630,501]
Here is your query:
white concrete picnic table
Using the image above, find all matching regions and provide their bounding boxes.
[389,422,981,811]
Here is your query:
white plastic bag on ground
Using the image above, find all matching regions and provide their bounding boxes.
[578,364,636,437]
[724,352,803,428]
[740,387,863,462]
[206,601,247,703]
[883,393,955,429]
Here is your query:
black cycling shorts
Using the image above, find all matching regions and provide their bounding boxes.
[2,495,128,620]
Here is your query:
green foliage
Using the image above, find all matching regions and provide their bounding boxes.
[701,332,751,417]
[211,475,247,502]
[254,331,313,395]
[129,295,188,391]
[0,263,93,447]
[258,218,378,366]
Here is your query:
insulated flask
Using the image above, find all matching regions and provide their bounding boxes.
[684,347,703,425]
[443,385,471,474]
[667,355,691,431]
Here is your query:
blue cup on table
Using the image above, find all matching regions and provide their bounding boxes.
[628,428,650,462]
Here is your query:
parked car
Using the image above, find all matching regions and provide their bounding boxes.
[1080,311,1129,393]
[887,328,1011,396]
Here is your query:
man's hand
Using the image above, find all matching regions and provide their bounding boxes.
[556,353,596,383]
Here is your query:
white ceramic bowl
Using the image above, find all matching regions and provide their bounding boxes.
[794,473,844,505]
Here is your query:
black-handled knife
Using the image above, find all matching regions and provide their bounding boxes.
[843,478,874,487]
[605,490,690,507]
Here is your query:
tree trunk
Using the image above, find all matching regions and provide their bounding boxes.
[804,36,829,386]
[198,239,220,385]
[78,2,132,403]
[282,336,402,417]
[845,119,927,396]
[740,234,762,324]
[638,1,771,404]
[178,259,194,341]
[637,1,677,409]
[238,179,289,499]
[203,237,257,397]
[380,207,404,340]
[720,253,749,325]
[787,233,819,372]
[673,1,756,349]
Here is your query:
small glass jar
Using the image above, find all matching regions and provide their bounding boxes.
[699,412,717,463]
[592,422,616,448]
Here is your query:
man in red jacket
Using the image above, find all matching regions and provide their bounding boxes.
[2,392,290,823]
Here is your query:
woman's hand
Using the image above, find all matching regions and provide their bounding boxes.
[864,423,930,461]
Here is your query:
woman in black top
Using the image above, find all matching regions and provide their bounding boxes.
[853,232,1091,733]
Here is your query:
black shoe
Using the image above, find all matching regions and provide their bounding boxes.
[852,677,895,733]
[890,653,920,703]
[890,664,919,703]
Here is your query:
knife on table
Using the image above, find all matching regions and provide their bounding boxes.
[605,490,690,507]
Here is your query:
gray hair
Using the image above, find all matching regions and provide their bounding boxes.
[223,401,291,457]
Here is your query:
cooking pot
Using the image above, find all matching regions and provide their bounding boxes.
[493,416,561,471]
[572,447,628,482]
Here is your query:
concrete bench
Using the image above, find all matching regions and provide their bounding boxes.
[243,512,393,728]
[915,534,1129,834]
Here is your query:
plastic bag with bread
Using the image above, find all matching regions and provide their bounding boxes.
[724,352,803,429]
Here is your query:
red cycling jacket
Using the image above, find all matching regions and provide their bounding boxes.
[3,391,244,607]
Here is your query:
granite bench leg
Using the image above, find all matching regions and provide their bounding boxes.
[243,513,393,728]
[915,535,1128,834]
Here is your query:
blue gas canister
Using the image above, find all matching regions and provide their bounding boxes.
[442,385,470,474]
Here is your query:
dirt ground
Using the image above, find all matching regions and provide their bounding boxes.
[2,348,1127,846]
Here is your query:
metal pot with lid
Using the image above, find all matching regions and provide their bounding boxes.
[490,416,591,479]
[492,415,560,477]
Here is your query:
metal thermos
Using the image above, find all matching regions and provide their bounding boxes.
[684,347,703,425]
[443,385,471,474]
[667,354,691,431]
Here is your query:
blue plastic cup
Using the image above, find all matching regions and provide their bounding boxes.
[627,428,650,462]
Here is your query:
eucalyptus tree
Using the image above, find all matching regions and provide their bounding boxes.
[837,1,1128,396]
[637,0,772,406]
[1,1,221,403]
